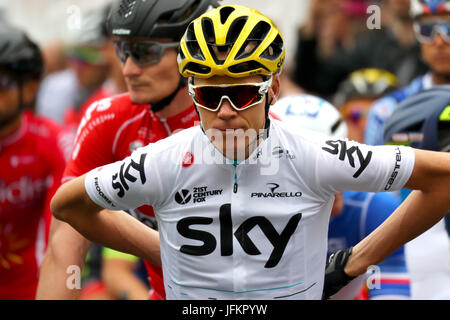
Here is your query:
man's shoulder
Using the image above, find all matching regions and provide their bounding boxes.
[141,125,202,156]
[98,92,147,113]
[25,111,65,138]
[271,118,332,148]
[76,93,150,134]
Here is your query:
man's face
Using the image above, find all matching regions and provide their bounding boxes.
[66,45,109,90]
[115,37,181,105]
[418,13,450,75]
[340,97,375,143]
[193,74,279,160]
[0,73,20,125]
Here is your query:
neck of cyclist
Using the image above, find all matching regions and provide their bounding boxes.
[153,86,192,119]
[0,109,22,138]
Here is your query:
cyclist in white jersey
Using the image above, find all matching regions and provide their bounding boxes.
[50,5,450,300]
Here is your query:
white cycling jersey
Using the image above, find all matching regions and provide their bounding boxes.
[85,119,415,300]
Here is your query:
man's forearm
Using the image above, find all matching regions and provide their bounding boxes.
[345,189,450,277]
[36,219,91,299]
[51,175,161,266]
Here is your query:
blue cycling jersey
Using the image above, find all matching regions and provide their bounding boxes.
[364,73,432,146]
[328,191,410,299]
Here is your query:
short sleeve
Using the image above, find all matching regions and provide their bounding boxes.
[84,145,163,211]
[315,138,415,197]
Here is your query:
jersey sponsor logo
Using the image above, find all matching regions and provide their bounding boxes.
[175,189,192,205]
[94,177,115,207]
[272,146,295,159]
[176,204,302,268]
[182,152,194,168]
[322,140,372,178]
[129,140,144,152]
[250,183,302,198]
[9,155,37,168]
[111,153,147,198]
[0,176,53,205]
[384,147,401,191]
[175,186,223,205]
[112,28,131,35]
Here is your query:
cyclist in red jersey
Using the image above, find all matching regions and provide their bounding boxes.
[37,0,220,300]
[0,24,71,299]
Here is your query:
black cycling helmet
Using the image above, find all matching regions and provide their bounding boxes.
[0,23,44,80]
[383,87,450,151]
[107,0,220,40]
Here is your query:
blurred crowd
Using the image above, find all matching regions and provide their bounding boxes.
[0,0,449,300]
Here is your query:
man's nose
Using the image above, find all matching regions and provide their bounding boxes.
[122,56,143,77]
[216,97,238,119]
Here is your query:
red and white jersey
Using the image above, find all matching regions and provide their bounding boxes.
[63,83,117,132]
[0,111,70,299]
[63,92,199,300]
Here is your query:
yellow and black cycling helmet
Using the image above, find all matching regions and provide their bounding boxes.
[178,4,285,78]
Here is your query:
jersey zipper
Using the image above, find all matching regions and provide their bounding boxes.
[232,161,239,193]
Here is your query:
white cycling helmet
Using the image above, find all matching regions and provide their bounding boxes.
[270,94,348,139]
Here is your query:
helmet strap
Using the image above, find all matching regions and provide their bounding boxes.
[264,91,271,134]
[150,77,187,112]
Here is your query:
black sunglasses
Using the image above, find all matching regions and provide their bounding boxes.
[113,40,179,67]
[0,74,17,91]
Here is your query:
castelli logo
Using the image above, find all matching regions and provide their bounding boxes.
[182,152,194,168]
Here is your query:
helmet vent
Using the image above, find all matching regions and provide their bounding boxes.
[228,60,269,74]
[202,17,216,44]
[184,62,211,74]
[260,34,283,61]
[118,0,137,19]
[219,6,235,24]
[226,16,248,44]
[236,21,271,60]
[186,22,205,61]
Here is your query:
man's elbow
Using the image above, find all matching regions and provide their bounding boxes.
[50,187,68,222]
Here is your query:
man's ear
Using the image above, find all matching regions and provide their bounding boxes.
[269,74,281,105]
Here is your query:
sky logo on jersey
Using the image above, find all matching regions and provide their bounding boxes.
[111,153,147,198]
[177,204,302,268]
[322,140,372,178]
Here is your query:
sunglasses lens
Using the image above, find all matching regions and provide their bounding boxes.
[66,46,104,65]
[0,75,17,91]
[231,85,262,109]
[114,41,177,66]
[129,42,162,65]
[418,23,434,38]
[193,85,262,111]
[415,21,450,43]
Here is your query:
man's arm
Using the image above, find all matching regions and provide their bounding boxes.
[102,249,150,300]
[50,174,161,267]
[345,149,450,276]
[36,219,91,299]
